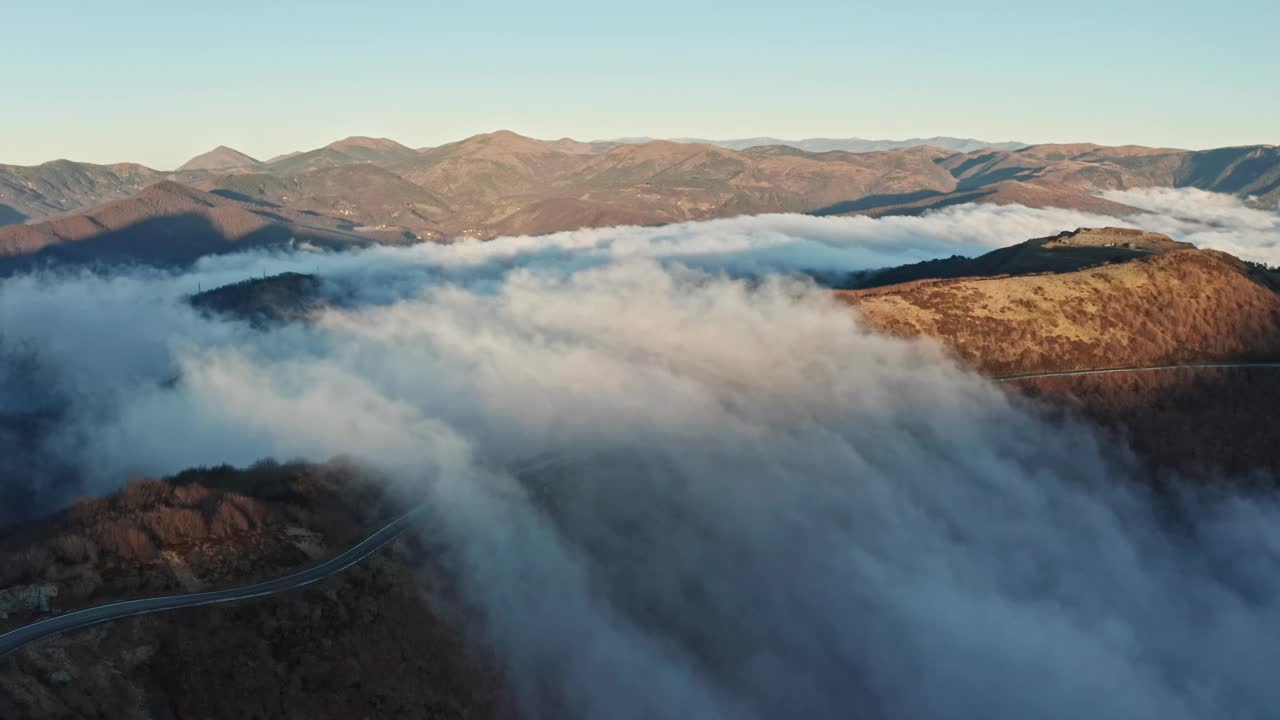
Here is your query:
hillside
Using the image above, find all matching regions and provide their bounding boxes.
[843,144,1280,218]
[0,182,379,269]
[0,161,164,226]
[264,137,421,175]
[842,240,1280,377]
[1018,367,1280,478]
[852,227,1193,288]
[1175,144,1280,199]
[615,135,1028,153]
[189,272,325,326]
[202,164,453,240]
[840,230,1280,478]
[0,461,502,719]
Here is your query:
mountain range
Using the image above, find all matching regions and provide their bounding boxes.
[2,131,1278,266]
[606,135,1028,153]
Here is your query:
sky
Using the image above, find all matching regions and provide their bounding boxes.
[3,0,1277,168]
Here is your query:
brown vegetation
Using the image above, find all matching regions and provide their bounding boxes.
[6,133,1278,244]
[0,461,391,611]
[842,245,1280,376]
[0,461,502,719]
[842,229,1280,480]
[195,135,1280,235]
[1017,368,1280,481]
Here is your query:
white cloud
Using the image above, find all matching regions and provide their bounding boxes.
[1102,187,1280,264]
[3,191,1280,718]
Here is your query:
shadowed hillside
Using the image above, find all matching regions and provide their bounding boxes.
[1020,368,1280,480]
[850,227,1193,288]
[0,182,380,270]
[189,272,325,327]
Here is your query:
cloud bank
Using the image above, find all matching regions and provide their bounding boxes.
[2,190,1280,718]
[1102,187,1280,265]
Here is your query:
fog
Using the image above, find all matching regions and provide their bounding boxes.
[1102,187,1280,265]
[3,193,1280,718]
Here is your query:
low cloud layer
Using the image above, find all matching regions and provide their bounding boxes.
[1102,187,1280,264]
[3,191,1280,718]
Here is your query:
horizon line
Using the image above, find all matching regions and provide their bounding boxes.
[11,128,1279,170]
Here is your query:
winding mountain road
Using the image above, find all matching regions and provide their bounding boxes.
[995,361,1280,382]
[0,504,429,657]
[5,361,1280,657]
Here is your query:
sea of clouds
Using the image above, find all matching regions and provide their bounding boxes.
[2,188,1280,718]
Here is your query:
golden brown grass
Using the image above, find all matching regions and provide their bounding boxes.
[841,249,1280,376]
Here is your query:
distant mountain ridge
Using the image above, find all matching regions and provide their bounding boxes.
[607,136,1029,153]
[2,132,1278,254]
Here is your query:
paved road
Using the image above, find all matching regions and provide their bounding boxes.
[996,361,1280,382]
[0,504,430,657]
[0,453,577,658]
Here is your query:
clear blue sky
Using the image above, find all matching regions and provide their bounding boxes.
[4,0,1277,168]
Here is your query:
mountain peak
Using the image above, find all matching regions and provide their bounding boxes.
[464,130,552,152]
[176,146,262,172]
[326,136,412,152]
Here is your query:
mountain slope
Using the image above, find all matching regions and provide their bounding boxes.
[852,227,1192,288]
[389,133,967,236]
[1175,145,1280,201]
[204,164,453,239]
[265,137,421,174]
[0,182,377,269]
[840,235,1280,377]
[609,136,1028,153]
[840,230,1280,478]
[0,161,165,226]
[0,461,502,719]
